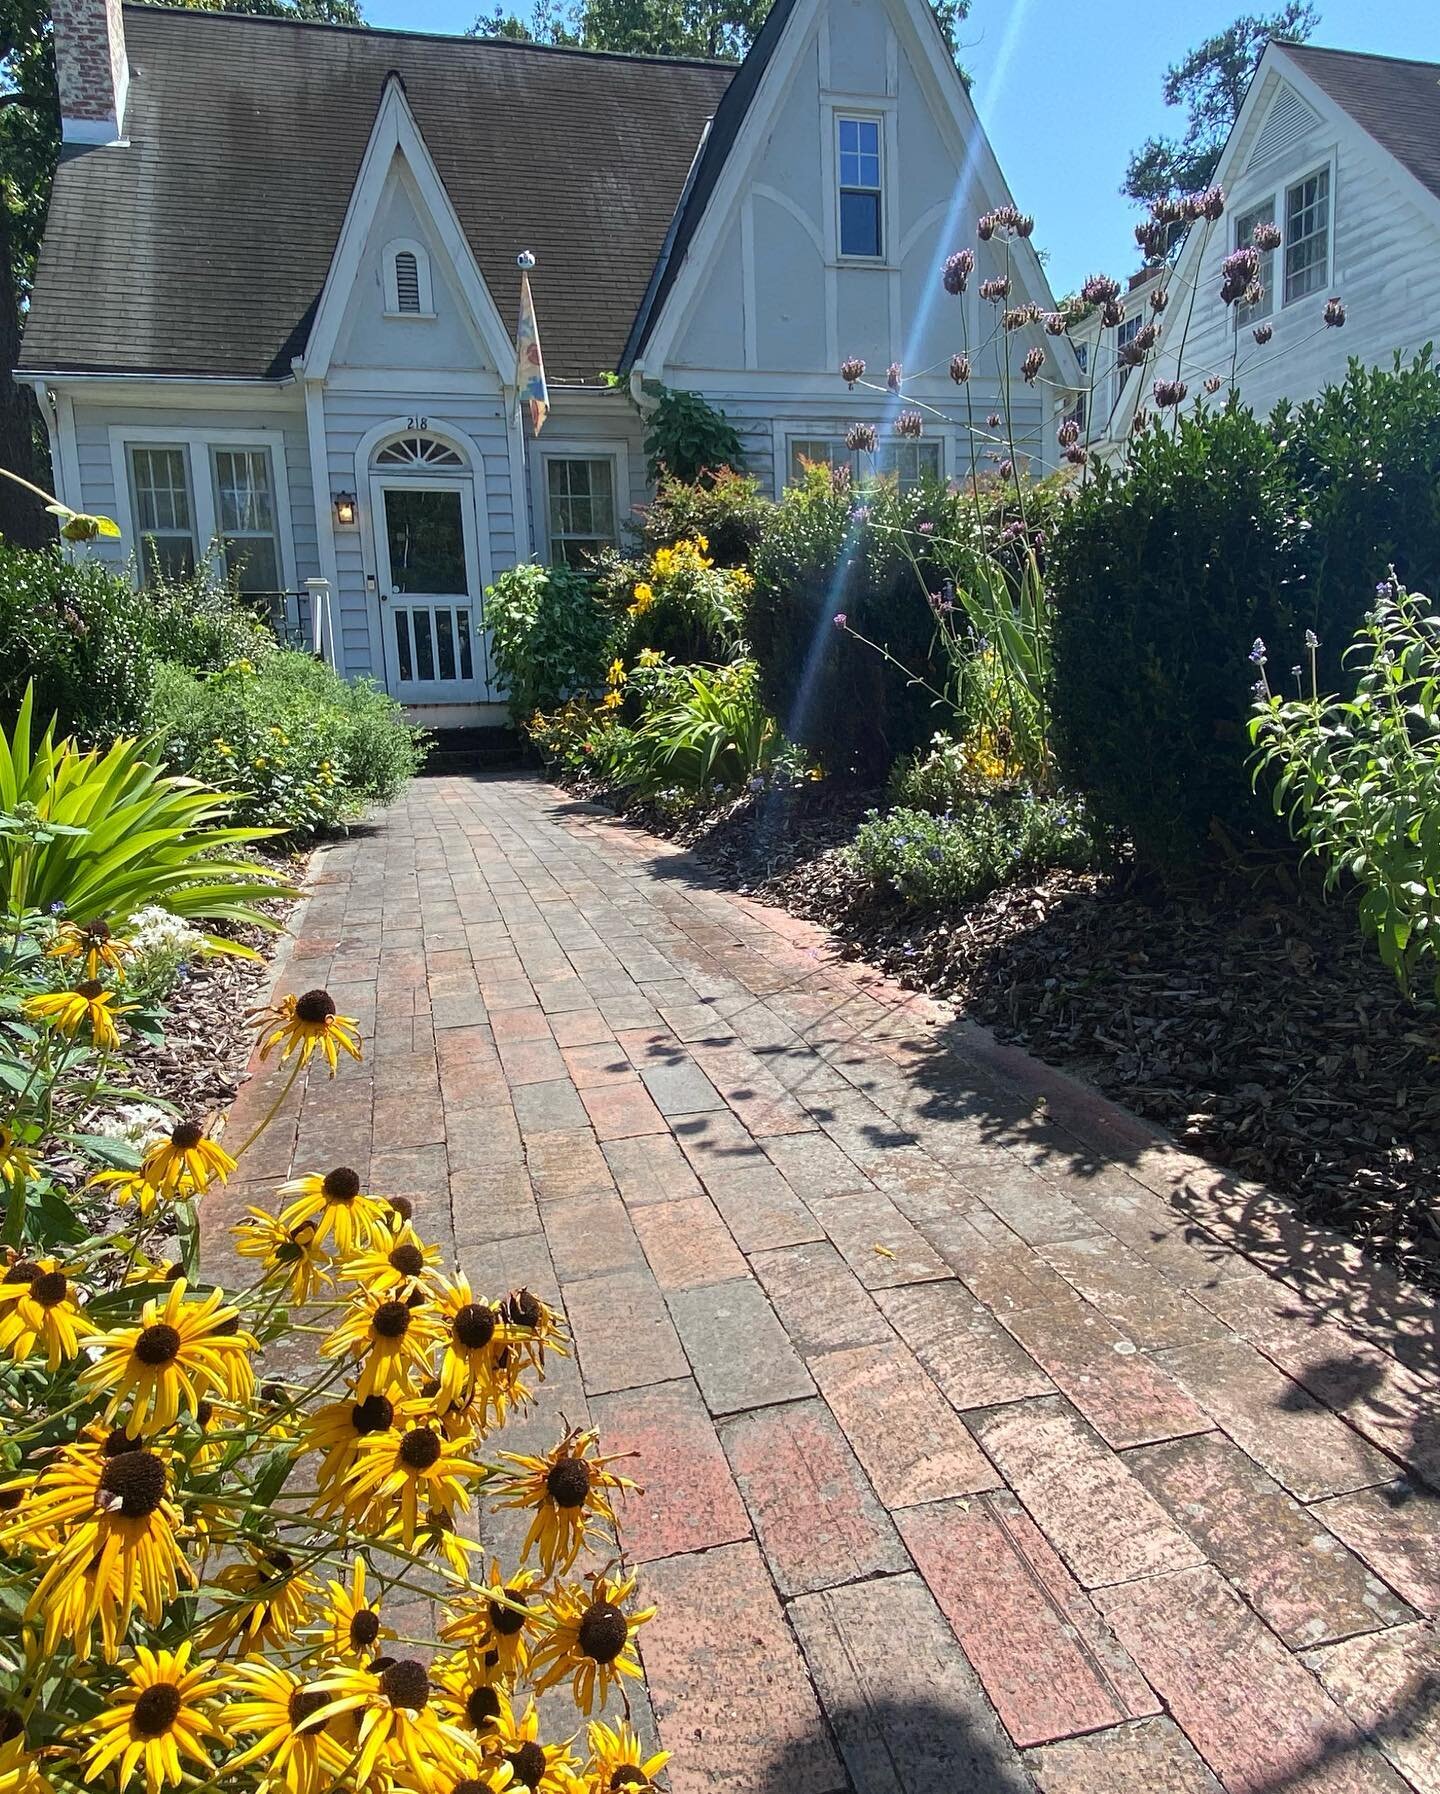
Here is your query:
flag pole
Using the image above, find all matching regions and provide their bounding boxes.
[514,248,549,563]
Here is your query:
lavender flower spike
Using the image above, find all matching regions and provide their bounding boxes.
[1249,637,1267,666]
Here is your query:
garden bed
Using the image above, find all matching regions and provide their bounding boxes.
[569,776,1440,1291]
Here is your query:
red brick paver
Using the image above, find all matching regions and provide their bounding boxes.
[206,775,1440,1794]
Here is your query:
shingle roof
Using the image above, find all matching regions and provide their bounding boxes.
[1279,42,1440,208]
[20,4,735,380]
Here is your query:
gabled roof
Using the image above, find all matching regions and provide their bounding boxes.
[1276,42,1440,208]
[20,4,734,381]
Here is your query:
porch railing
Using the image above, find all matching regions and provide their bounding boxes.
[245,578,336,666]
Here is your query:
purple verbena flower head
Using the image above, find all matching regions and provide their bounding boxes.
[1188,185,1226,222]
[846,421,878,454]
[986,413,1002,429]
[1244,282,1264,309]
[1044,311,1068,336]
[1064,444,1089,465]
[840,356,866,387]
[918,520,935,535]
[998,458,1014,480]
[1081,273,1121,307]
[1002,303,1040,332]
[1150,286,1169,313]
[1153,378,1187,408]
[1131,407,1151,434]
[949,352,971,384]
[1324,296,1346,328]
[1102,300,1124,329]
[1252,220,1282,251]
[1057,417,1080,448]
[886,361,903,392]
[942,248,975,295]
[1253,322,1274,345]
[896,410,924,439]
[1204,375,1223,395]
[1135,218,1169,260]
[833,612,848,630]
[977,211,997,241]
[1021,346,1045,384]
[979,275,1011,304]
[1220,245,1260,305]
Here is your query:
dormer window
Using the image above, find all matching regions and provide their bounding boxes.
[838,117,883,258]
[384,239,433,317]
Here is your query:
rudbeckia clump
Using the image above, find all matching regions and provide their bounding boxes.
[0,974,659,1794]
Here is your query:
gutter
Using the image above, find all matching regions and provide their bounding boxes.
[19,369,298,386]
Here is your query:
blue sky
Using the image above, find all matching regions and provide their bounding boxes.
[364,0,1439,293]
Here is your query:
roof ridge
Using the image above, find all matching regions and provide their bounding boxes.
[1276,39,1440,75]
[120,2,740,70]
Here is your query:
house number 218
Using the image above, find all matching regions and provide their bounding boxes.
[407,415,428,429]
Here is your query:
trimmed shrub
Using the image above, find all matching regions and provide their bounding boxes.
[485,560,617,721]
[848,795,1096,910]
[638,467,770,568]
[1051,405,1302,867]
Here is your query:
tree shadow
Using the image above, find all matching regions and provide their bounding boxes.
[760,1693,1035,1794]
[1246,1667,1440,1794]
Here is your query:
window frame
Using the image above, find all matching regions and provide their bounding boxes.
[534,442,628,571]
[125,443,200,584]
[835,113,885,261]
[383,237,436,318]
[1113,311,1144,407]
[210,445,285,595]
[777,427,944,492]
[109,427,297,594]
[1282,165,1331,307]
[1231,196,1276,330]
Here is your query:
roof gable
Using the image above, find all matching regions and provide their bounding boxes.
[1278,42,1440,210]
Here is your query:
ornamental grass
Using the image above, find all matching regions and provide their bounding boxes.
[0,915,663,1794]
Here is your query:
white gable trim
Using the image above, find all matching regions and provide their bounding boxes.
[302,75,516,382]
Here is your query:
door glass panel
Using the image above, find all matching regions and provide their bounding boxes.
[384,488,466,593]
[412,609,436,681]
[457,609,474,683]
[436,609,457,682]
[393,609,413,682]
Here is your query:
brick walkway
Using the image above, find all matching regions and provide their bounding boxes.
[213,774,1440,1794]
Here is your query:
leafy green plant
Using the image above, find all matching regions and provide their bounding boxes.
[641,380,745,484]
[638,467,770,567]
[848,794,1096,910]
[0,685,288,936]
[150,654,424,838]
[485,560,617,721]
[602,534,749,665]
[890,731,1020,812]
[1250,579,1440,996]
[612,661,775,796]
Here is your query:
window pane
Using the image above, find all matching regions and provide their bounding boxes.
[140,533,196,583]
[1234,199,1275,327]
[412,609,435,681]
[435,608,457,682]
[384,488,466,593]
[222,536,280,595]
[788,439,842,480]
[544,457,617,566]
[214,449,274,533]
[131,447,191,535]
[393,609,414,682]
[1284,170,1329,304]
[457,608,474,683]
[840,189,882,257]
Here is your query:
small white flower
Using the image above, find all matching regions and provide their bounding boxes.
[89,1101,173,1148]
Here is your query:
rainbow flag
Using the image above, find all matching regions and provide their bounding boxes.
[515,270,549,435]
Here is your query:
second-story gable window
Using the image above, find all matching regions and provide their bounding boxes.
[1284,168,1330,305]
[838,117,883,258]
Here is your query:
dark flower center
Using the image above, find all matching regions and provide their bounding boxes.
[135,1323,182,1367]
[196,1401,214,1426]
[378,1659,429,1710]
[322,1167,361,1201]
[351,1394,394,1434]
[260,1382,288,1407]
[398,1427,442,1472]
[578,1601,629,1664]
[388,1195,414,1221]
[464,1685,500,1732]
[29,1269,68,1307]
[0,1488,22,1512]
[612,1773,652,1791]
[507,1741,547,1789]
[265,1549,296,1577]
[288,1688,330,1735]
[349,1609,381,1650]
[295,989,337,1025]
[131,1683,183,1738]
[0,1709,22,1744]
[488,1588,532,1636]
[372,1300,410,1340]
[85,920,113,943]
[455,1781,492,1794]
[505,1288,542,1330]
[103,1426,144,1458]
[76,979,105,1000]
[452,1303,495,1351]
[170,1121,204,1150]
[545,1456,592,1509]
[389,1243,425,1277]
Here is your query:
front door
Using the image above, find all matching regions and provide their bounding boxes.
[372,477,487,704]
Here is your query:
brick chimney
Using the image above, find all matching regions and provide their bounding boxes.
[50,0,129,144]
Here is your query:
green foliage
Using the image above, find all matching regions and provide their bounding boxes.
[149,654,424,838]
[601,659,774,796]
[601,534,749,665]
[1123,3,1318,207]
[642,382,745,486]
[639,466,769,568]
[1051,404,1302,867]
[848,795,1096,911]
[890,732,1019,813]
[1250,581,1440,998]
[140,566,276,673]
[485,560,616,721]
[0,684,288,934]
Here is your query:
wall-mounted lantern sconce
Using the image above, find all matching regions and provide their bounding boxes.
[332,491,357,528]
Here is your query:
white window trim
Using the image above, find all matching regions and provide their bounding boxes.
[107,426,298,593]
[1223,150,1336,318]
[822,100,898,269]
[531,440,630,569]
[1281,163,1332,308]
[383,237,436,319]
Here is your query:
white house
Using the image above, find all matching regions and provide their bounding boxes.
[21,0,1070,724]
[1084,41,1440,453]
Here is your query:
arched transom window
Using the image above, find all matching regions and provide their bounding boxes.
[375,434,464,468]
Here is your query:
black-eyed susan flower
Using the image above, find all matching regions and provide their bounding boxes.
[225,1659,350,1794]
[24,980,129,1051]
[8,1439,194,1663]
[48,918,132,983]
[584,1717,668,1792]
[499,1287,567,1376]
[255,989,362,1076]
[337,1223,441,1298]
[0,1124,36,1190]
[341,1410,485,1546]
[141,1119,236,1199]
[431,1649,507,1746]
[0,1733,54,1794]
[0,1259,92,1368]
[79,1643,229,1794]
[79,1279,256,1436]
[316,1556,394,1665]
[434,1276,506,1412]
[86,1166,165,1219]
[199,1545,320,1656]
[306,1391,396,1490]
[483,1693,577,1794]
[528,1571,654,1716]
[491,1429,634,1578]
[235,1208,331,1306]
[320,1288,445,1402]
[309,1659,474,1787]
[276,1167,390,1257]
[438,1563,545,1685]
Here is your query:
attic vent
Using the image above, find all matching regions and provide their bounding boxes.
[1247,84,1322,171]
[394,250,422,313]
[376,434,463,468]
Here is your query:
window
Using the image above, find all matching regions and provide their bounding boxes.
[1232,198,1275,328]
[838,116,882,258]
[1114,312,1143,401]
[787,437,846,481]
[384,239,433,315]
[213,448,282,594]
[1284,168,1329,304]
[877,438,942,490]
[128,446,197,582]
[545,457,617,568]
[376,434,464,468]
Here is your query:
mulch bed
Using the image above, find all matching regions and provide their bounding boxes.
[568,775,1440,1290]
